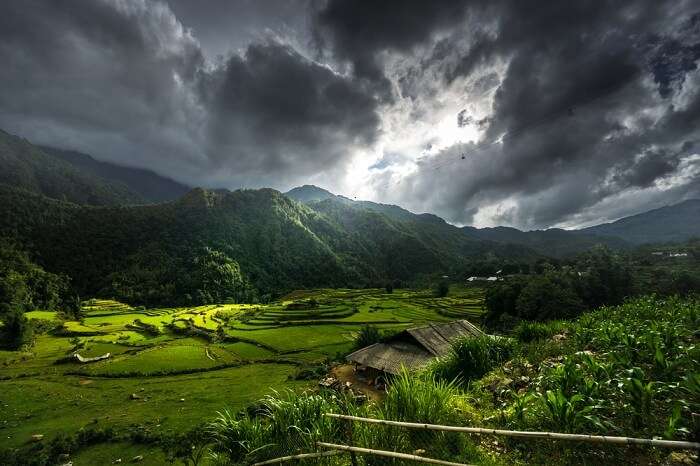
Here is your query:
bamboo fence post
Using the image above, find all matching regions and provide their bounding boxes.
[345,415,359,466]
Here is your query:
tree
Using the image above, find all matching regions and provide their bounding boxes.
[0,240,72,311]
[0,305,33,349]
[484,277,528,326]
[515,276,585,321]
[434,280,449,298]
[191,248,253,304]
[574,245,632,307]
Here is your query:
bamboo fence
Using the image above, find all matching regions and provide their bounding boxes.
[317,442,474,466]
[252,450,343,466]
[324,413,700,450]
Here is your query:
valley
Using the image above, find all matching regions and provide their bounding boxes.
[0,287,485,462]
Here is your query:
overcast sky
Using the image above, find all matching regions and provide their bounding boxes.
[1,0,699,229]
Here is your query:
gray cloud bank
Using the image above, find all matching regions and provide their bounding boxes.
[0,0,381,190]
[1,0,699,228]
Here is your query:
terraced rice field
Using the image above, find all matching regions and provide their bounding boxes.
[0,286,484,463]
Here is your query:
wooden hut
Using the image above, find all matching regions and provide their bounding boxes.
[346,319,484,379]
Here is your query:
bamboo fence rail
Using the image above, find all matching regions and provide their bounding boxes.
[251,450,342,465]
[317,442,474,466]
[324,413,700,450]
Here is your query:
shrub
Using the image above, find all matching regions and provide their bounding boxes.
[434,280,449,298]
[354,325,382,349]
[431,335,518,383]
[0,306,33,349]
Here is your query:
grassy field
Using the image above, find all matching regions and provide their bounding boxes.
[0,286,485,464]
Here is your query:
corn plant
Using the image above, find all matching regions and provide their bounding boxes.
[540,389,604,433]
[625,377,654,429]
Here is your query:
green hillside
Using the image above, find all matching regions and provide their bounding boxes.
[461,225,630,257]
[0,185,533,306]
[0,129,143,205]
[287,186,700,253]
[583,199,700,244]
[0,129,188,206]
[41,146,189,203]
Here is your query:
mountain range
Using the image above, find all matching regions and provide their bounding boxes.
[0,128,698,303]
[285,185,700,253]
[0,129,188,205]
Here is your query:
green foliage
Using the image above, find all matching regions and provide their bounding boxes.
[381,370,459,425]
[431,335,517,383]
[0,239,72,312]
[354,324,382,349]
[208,390,349,464]
[515,275,585,320]
[504,296,699,444]
[0,305,33,349]
[513,320,569,342]
[540,389,603,433]
[190,247,255,304]
[434,280,449,297]
[486,246,633,325]
[625,377,654,428]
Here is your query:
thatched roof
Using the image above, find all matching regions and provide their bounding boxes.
[346,341,433,375]
[346,319,484,375]
[405,320,483,356]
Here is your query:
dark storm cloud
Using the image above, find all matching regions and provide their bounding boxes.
[165,0,313,59]
[199,41,380,183]
[313,0,471,101]
[340,0,700,228]
[0,0,380,189]
[0,0,206,178]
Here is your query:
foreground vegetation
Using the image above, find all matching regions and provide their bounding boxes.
[205,295,698,465]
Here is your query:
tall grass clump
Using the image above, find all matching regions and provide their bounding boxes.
[353,370,469,465]
[431,335,517,383]
[208,390,353,464]
[380,370,460,424]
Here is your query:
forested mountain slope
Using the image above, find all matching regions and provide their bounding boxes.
[286,185,628,258]
[288,186,700,254]
[582,199,700,244]
[42,146,189,203]
[460,225,630,258]
[0,186,533,305]
[0,128,188,205]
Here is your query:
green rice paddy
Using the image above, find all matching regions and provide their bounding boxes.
[0,286,484,463]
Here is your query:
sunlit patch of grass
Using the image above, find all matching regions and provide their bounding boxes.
[82,343,238,376]
[24,310,59,321]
